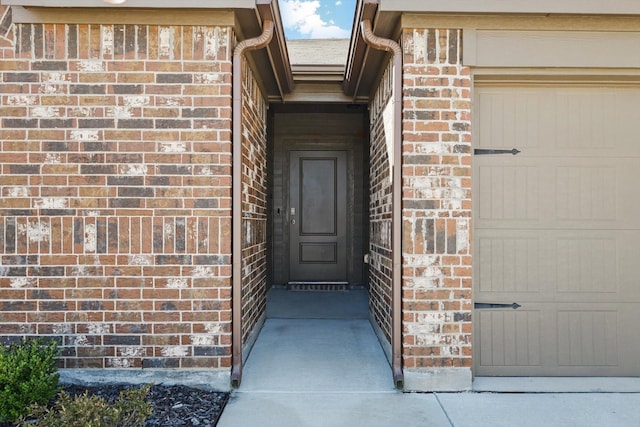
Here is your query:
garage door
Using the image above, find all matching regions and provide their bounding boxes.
[474,85,640,376]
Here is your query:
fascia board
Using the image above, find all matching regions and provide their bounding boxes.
[379,0,640,15]
[11,6,236,25]
[2,0,256,8]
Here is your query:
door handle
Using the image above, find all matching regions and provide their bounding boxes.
[291,219,296,225]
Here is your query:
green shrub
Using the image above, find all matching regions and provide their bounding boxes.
[0,338,60,423]
[22,384,152,427]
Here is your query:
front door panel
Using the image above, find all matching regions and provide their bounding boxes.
[289,150,347,282]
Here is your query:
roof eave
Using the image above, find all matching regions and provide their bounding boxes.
[255,0,295,99]
[6,0,294,102]
[344,0,640,100]
[379,0,640,15]
[233,1,294,101]
[344,0,400,101]
[343,0,377,98]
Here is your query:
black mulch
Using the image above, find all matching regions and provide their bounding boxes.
[67,384,229,427]
[1,384,229,427]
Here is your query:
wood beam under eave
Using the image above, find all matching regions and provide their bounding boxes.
[282,82,358,103]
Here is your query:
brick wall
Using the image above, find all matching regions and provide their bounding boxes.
[0,6,234,370]
[0,5,13,59]
[368,59,394,345]
[402,29,473,378]
[240,58,268,344]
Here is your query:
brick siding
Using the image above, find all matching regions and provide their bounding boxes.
[240,59,268,344]
[368,59,394,345]
[0,2,476,385]
[0,6,13,59]
[0,6,234,369]
[401,29,473,371]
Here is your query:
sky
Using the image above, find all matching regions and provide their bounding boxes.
[280,0,357,39]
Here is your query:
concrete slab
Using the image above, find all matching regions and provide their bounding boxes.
[240,318,394,392]
[266,286,369,319]
[218,392,451,427]
[404,367,472,392]
[227,288,638,427]
[437,392,640,427]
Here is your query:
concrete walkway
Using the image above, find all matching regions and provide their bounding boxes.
[219,390,640,427]
[218,288,640,426]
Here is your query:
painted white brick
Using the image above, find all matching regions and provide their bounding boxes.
[17,220,51,243]
[77,60,106,72]
[120,164,147,176]
[167,278,188,289]
[7,95,38,106]
[159,27,175,59]
[31,106,61,118]
[70,130,100,141]
[34,197,69,209]
[123,95,151,108]
[84,224,97,252]
[160,142,187,153]
[101,26,114,57]
[129,254,153,266]
[9,277,36,289]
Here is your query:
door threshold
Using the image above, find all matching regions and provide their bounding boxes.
[287,282,349,291]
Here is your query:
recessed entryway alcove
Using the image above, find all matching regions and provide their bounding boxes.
[269,103,369,288]
[234,102,396,389]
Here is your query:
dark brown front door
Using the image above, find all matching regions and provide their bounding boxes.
[289,150,347,282]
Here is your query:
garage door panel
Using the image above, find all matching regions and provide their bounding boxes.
[617,231,640,298]
[553,303,640,374]
[553,158,640,227]
[554,91,617,151]
[474,84,640,376]
[477,159,640,229]
[478,165,540,222]
[555,237,617,294]
[557,310,618,367]
[477,87,640,156]
[546,230,635,301]
[477,229,637,302]
[477,304,639,375]
[478,89,544,151]
[477,309,542,368]
[556,166,617,222]
[477,234,541,294]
